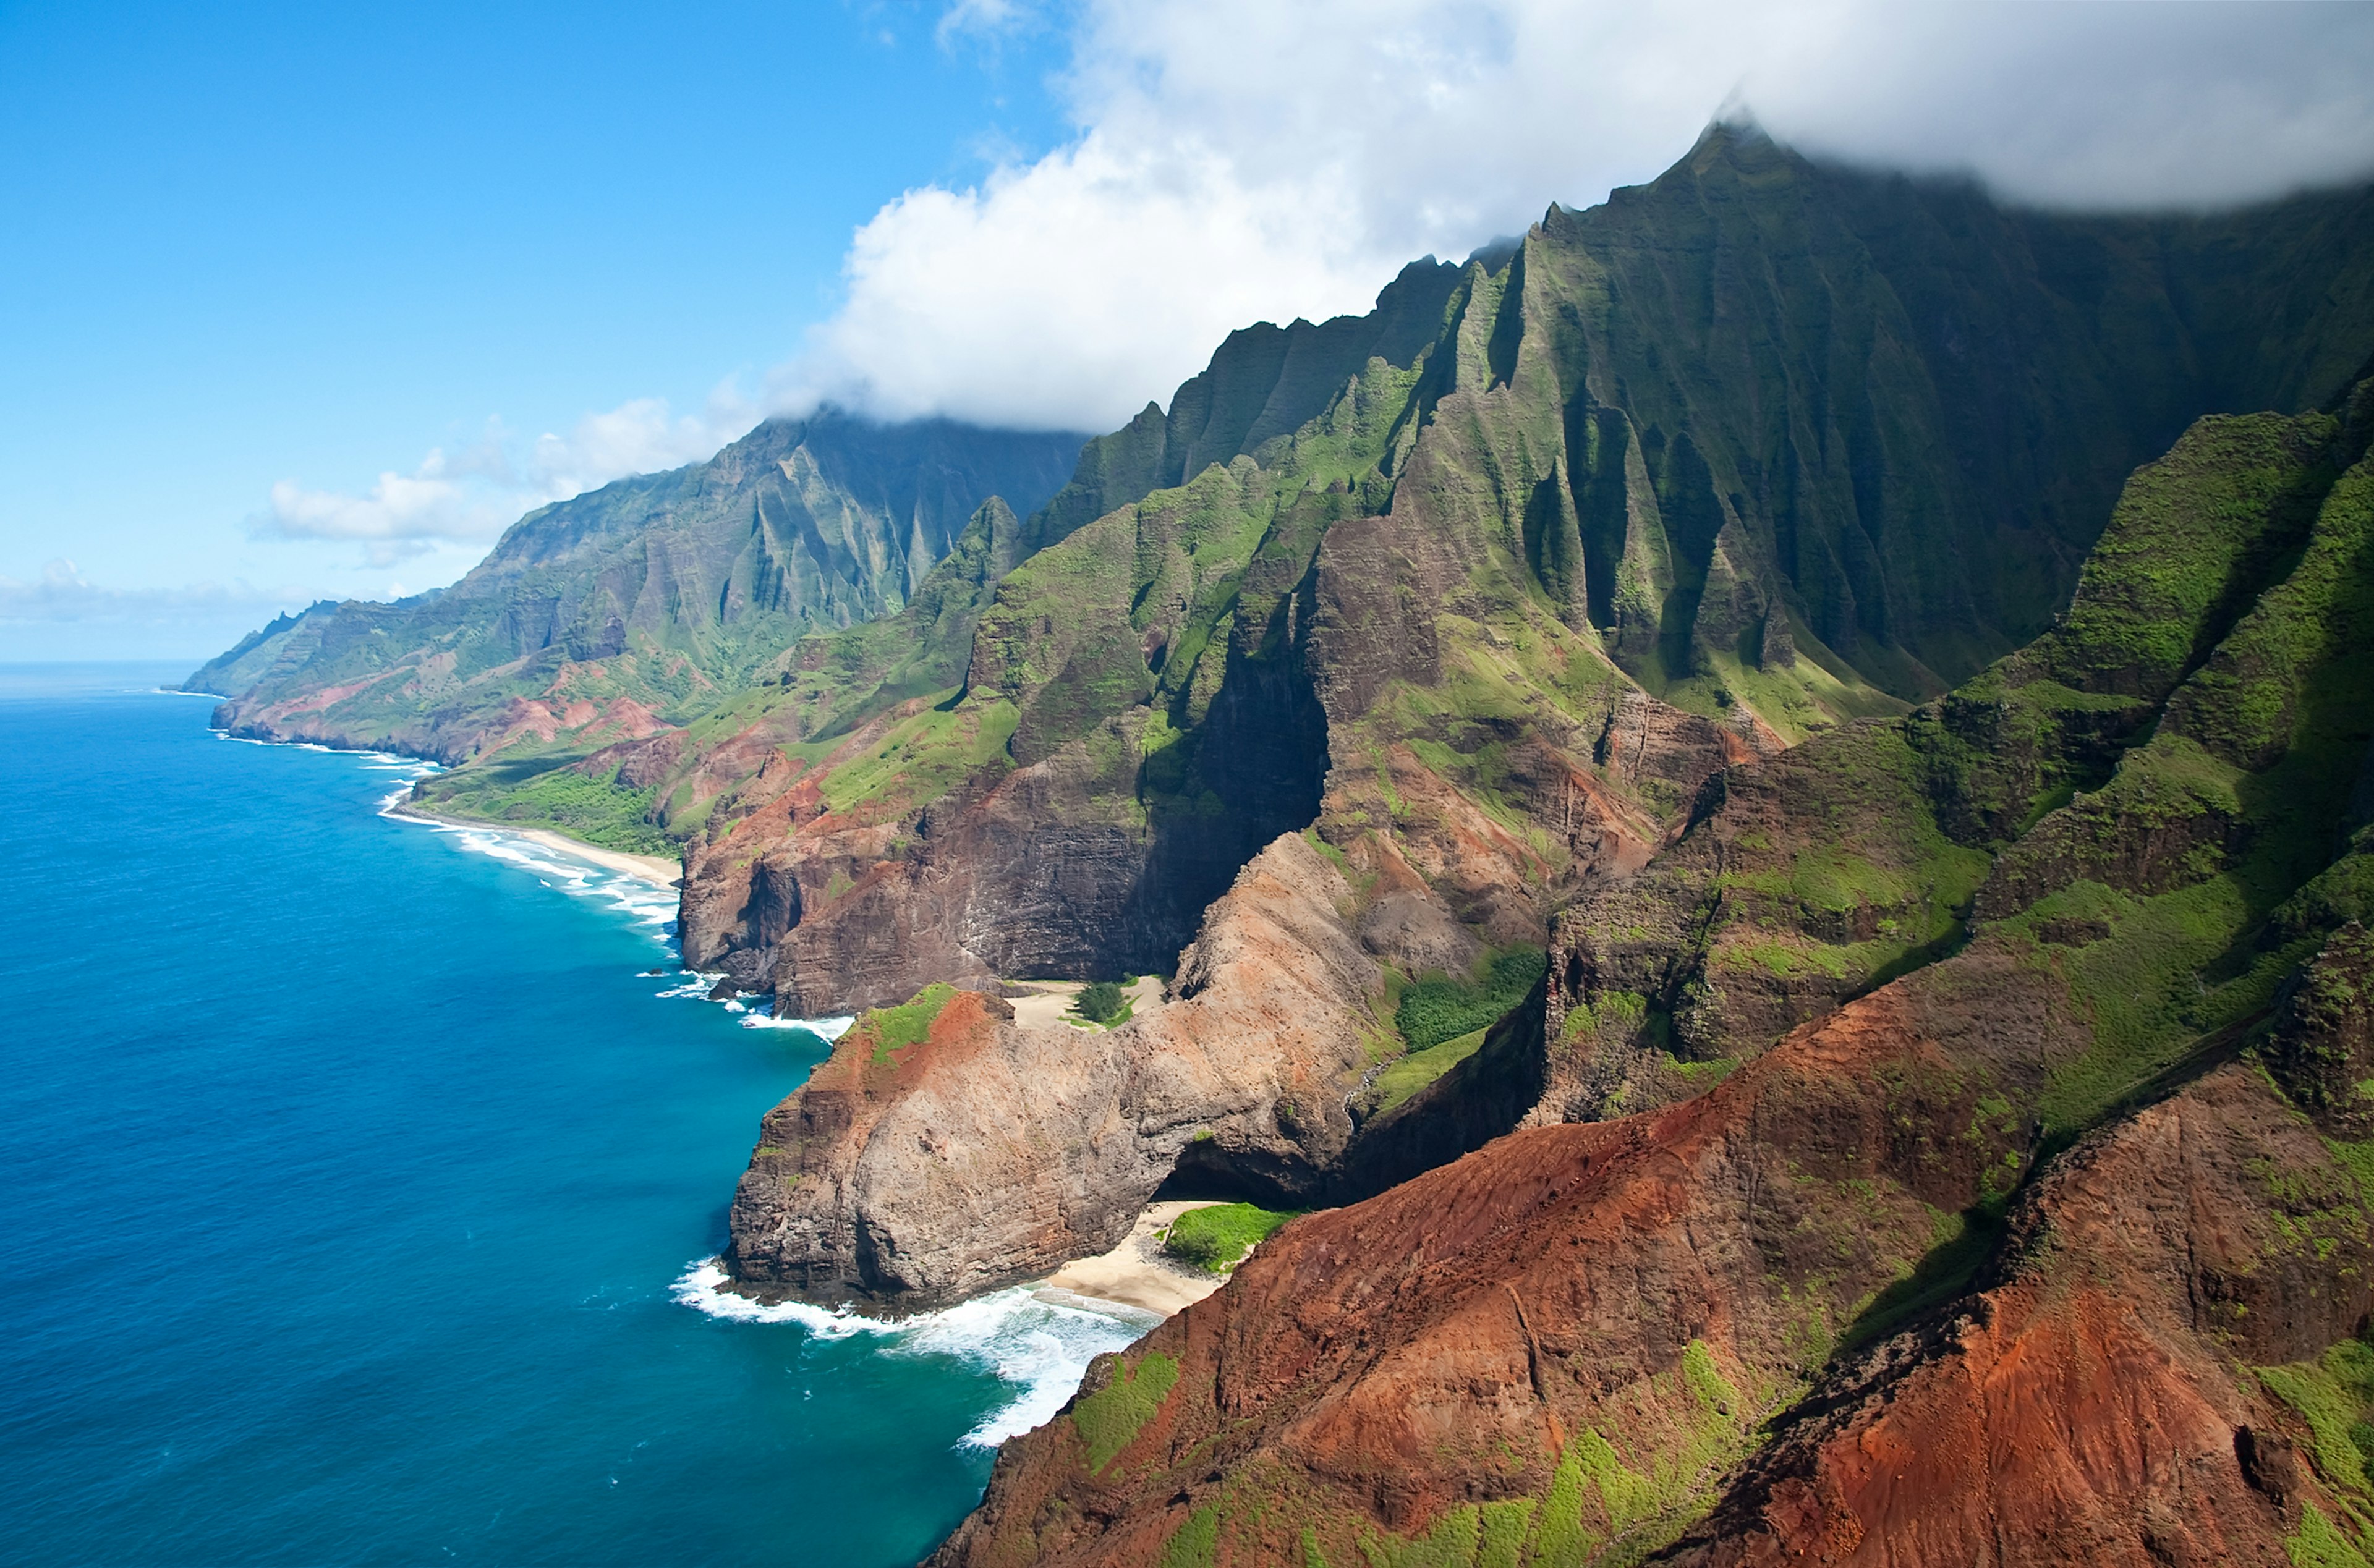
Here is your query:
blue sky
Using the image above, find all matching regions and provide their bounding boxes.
[6,0,2372,661]
[0,1,1074,654]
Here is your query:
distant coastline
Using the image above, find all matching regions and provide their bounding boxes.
[203,726,682,895]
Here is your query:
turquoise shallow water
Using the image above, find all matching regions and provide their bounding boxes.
[0,666,1147,1566]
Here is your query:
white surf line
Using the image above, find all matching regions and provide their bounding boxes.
[219,729,849,1027]
[671,1260,1158,1448]
[737,1011,856,1039]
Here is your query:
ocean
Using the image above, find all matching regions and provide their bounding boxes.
[0,665,1150,1566]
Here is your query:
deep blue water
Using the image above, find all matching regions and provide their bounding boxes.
[0,666,1144,1566]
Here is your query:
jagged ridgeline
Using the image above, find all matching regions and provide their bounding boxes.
[634,124,2372,1014]
[930,372,2374,1567]
[189,410,1089,762]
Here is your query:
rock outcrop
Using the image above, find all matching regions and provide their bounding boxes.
[660,126,2374,1033]
[937,1006,2374,1566]
[725,833,1385,1307]
[1668,1061,2371,1566]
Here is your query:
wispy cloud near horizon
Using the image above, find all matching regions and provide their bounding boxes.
[255,391,761,564]
[0,557,331,661]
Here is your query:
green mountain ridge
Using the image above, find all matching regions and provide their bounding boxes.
[181,115,2374,1566]
[527,124,2374,1015]
[190,409,1088,762]
[932,367,2374,1568]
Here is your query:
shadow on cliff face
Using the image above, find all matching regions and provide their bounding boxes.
[1111,632,1332,980]
[731,620,1334,1016]
[1151,1140,1300,1206]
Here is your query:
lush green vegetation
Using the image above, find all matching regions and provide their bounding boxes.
[416,759,675,858]
[1160,1506,1219,1568]
[1395,950,1546,1052]
[2258,1336,2374,1559]
[864,983,958,1066]
[807,695,1019,816]
[1164,1203,1300,1273]
[1514,1341,1755,1567]
[1071,1351,1180,1473]
[1367,1026,1489,1118]
[1073,980,1132,1025]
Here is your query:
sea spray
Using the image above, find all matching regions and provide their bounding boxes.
[738,1012,854,1038]
[670,1260,1156,1447]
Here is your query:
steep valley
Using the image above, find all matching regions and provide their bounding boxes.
[642,124,2374,1022]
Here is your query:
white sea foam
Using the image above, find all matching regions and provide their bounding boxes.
[740,1013,856,1040]
[294,743,867,1028]
[670,1259,1157,1447]
[375,805,683,947]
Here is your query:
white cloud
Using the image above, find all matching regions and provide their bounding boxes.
[0,557,293,623]
[527,395,753,501]
[779,0,2374,433]
[777,134,1374,429]
[936,0,1033,47]
[258,389,759,566]
[264,469,498,549]
[250,0,2374,587]
[0,559,331,660]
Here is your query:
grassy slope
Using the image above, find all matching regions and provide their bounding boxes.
[415,135,2374,930]
[1537,405,2359,1111]
[1018,383,2374,1568]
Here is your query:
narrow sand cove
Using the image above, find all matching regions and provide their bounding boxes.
[389,805,681,890]
[1004,975,1166,1031]
[1037,1201,1228,1317]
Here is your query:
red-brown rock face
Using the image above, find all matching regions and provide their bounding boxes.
[934,956,2374,1567]
[1669,1061,2372,1566]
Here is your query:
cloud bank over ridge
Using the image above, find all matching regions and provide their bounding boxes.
[276,0,2374,560]
[789,0,2374,433]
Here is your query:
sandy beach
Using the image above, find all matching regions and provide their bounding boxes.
[1038,1201,1228,1317]
[507,828,680,889]
[1005,975,1166,1031]
[389,806,681,891]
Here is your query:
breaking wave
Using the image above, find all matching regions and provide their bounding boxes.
[670,1260,1157,1448]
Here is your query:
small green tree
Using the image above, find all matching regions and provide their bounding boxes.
[1074,980,1131,1025]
